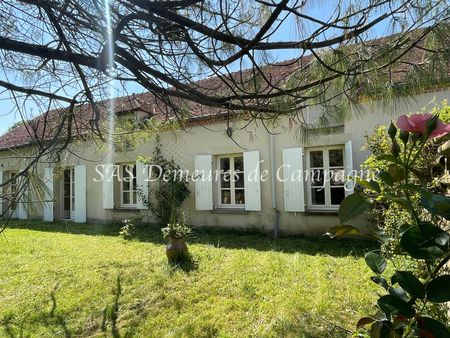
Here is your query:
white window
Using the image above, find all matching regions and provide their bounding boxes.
[120,164,137,207]
[62,168,75,220]
[217,154,245,208]
[8,172,18,216]
[306,146,346,210]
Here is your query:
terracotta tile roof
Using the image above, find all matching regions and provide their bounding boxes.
[0,33,448,151]
[0,98,138,151]
[0,57,310,151]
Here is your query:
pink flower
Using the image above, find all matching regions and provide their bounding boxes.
[397,113,450,139]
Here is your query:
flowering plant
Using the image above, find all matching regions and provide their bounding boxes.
[329,113,450,337]
[119,218,135,240]
[397,113,450,139]
[161,222,192,239]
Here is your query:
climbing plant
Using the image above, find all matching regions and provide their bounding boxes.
[141,137,190,227]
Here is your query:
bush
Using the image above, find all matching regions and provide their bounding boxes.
[140,137,190,227]
[329,110,450,336]
[361,101,450,255]
[161,217,192,239]
[119,219,135,240]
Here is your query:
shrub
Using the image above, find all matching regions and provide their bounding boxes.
[361,101,450,255]
[161,221,192,239]
[140,137,190,227]
[119,219,135,240]
[329,111,450,337]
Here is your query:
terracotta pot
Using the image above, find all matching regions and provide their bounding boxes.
[166,238,189,261]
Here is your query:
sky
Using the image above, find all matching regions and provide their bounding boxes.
[0,1,393,135]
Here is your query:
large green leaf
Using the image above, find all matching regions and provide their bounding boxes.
[370,321,394,338]
[417,316,450,338]
[392,271,425,300]
[371,276,389,290]
[400,183,423,194]
[388,164,405,183]
[420,191,450,220]
[377,295,415,318]
[357,178,381,193]
[400,222,449,260]
[377,171,394,186]
[339,193,370,223]
[326,224,360,238]
[389,287,409,302]
[365,251,387,274]
[427,275,450,303]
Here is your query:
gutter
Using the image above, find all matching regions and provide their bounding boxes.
[269,133,280,238]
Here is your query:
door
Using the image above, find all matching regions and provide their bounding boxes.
[9,172,18,218]
[62,168,75,220]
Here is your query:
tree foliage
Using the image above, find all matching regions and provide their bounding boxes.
[1,1,449,135]
[0,0,449,228]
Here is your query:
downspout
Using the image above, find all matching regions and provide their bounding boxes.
[269,134,280,238]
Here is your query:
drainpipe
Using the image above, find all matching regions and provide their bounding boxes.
[269,134,280,238]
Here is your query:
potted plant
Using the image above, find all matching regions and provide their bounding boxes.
[162,211,191,262]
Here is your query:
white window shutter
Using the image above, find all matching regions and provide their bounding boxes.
[17,173,28,220]
[282,147,305,212]
[194,155,213,210]
[102,163,115,209]
[244,150,261,211]
[0,171,3,218]
[74,165,87,223]
[345,140,354,196]
[136,161,148,209]
[43,167,54,221]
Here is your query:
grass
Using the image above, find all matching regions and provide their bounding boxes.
[0,221,380,337]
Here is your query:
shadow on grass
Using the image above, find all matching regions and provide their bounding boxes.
[101,276,122,338]
[1,282,73,338]
[168,254,199,273]
[1,316,20,338]
[49,283,72,338]
[3,220,377,258]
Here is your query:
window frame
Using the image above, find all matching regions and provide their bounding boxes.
[305,145,346,211]
[61,167,75,220]
[120,163,138,208]
[216,154,245,209]
[8,171,18,215]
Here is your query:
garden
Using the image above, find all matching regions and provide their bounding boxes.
[1,221,377,337]
[1,108,450,337]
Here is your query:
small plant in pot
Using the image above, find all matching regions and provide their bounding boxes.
[162,212,191,262]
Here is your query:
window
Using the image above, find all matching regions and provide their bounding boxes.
[218,154,245,208]
[120,164,137,207]
[8,172,18,213]
[62,168,75,219]
[306,146,346,210]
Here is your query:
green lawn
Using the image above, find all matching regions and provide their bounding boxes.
[0,221,379,337]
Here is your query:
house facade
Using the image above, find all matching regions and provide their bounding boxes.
[0,88,449,236]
